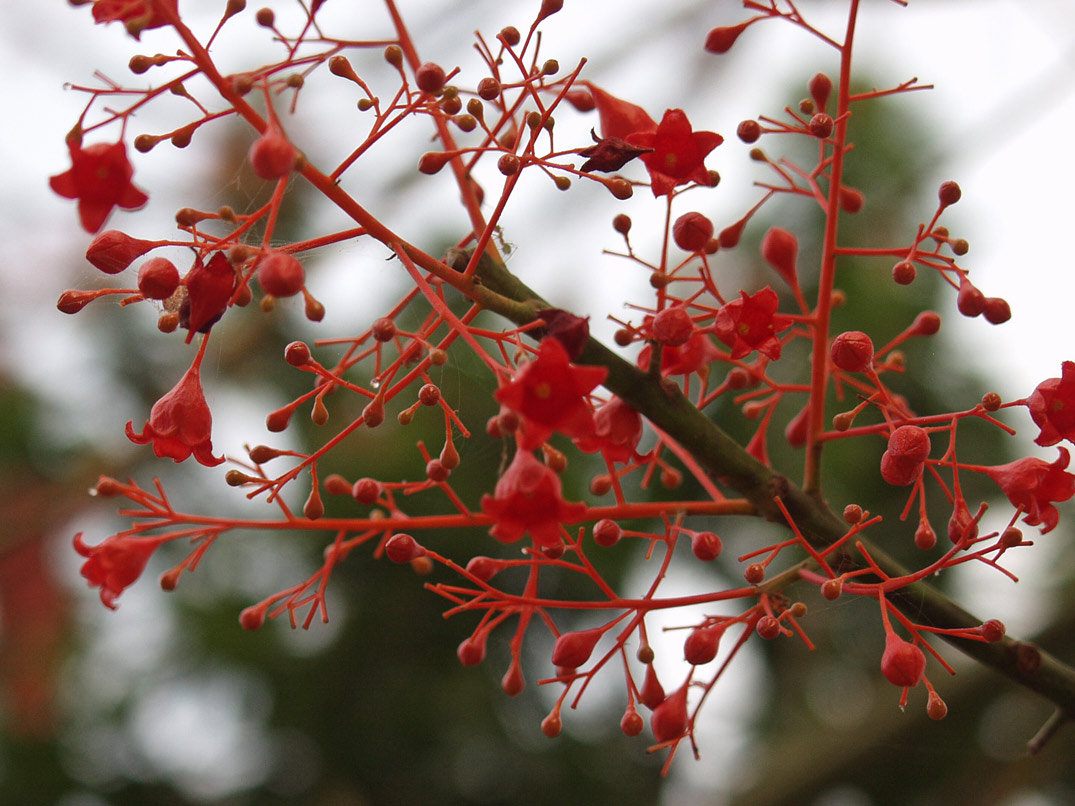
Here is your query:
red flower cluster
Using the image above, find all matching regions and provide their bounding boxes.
[49,141,148,234]
[74,532,166,609]
[495,338,607,450]
[712,287,794,360]
[983,448,1075,533]
[1027,361,1075,447]
[480,450,587,549]
[126,363,224,466]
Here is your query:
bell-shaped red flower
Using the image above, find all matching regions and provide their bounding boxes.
[49,140,149,234]
[126,363,224,466]
[181,252,236,342]
[1027,361,1075,447]
[712,287,794,360]
[74,532,168,609]
[627,109,723,197]
[480,449,587,549]
[495,338,607,450]
[982,448,1075,533]
[574,396,643,463]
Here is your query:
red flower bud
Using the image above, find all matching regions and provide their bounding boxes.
[672,211,714,252]
[760,226,798,287]
[704,21,751,54]
[86,230,160,274]
[551,627,604,669]
[683,624,724,665]
[592,518,622,547]
[809,73,833,113]
[248,129,296,180]
[650,684,688,744]
[652,306,694,347]
[385,533,425,563]
[415,62,446,94]
[137,257,180,300]
[258,252,305,298]
[938,180,962,207]
[830,330,874,373]
[880,632,925,688]
[639,663,665,709]
[956,278,985,317]
[691,531,722,561]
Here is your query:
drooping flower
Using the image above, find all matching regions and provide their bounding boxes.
[480,449,587,548]
[627,109,723,197]
[74,532,167,609]
[126,363,224,466]
[1026,361,1075,447]
[495,338,607,450]
[982,448,1075,533]
[712,287,794,360]
[49,140,148,234]
[91,0,178,38]
[180,252,235,342]
[574,396,643,463]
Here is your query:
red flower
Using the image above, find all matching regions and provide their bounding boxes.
[574,396,643,463]
[74,532,167,609]
[180,252,236,342]
[589,85,657,141]
[638,331,722,377]
[495,338,607,450]
[480,450,587,549]
[49,140,149,234]
[126,363,224,466]
[982,448,1075,533]
[627,109,723,197]
[712,287,794,360]
[1027,361,1075,447]
[91,0,177,38]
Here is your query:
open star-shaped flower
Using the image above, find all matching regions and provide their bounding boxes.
[49,140,148,233]
[495,338,607,450]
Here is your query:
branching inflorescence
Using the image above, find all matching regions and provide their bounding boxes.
[54,0,1075,770]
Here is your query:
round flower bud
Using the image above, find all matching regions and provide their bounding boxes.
[880,632,925,688]
[137,257,180,300]
[415,62,446,94]
[737,119,761,143]
[983,297,1011,325]
[477,77,501,100]
[284,341,311,366]
[892,260,916,285]
[938,180,962,207]
[691,531,722,561]
[808,112,834,138]
[248,129,296,180]
[652,306,694,347]
[830,330,874,373]
[385,533,425,563]
[258,252,305,297]
[592,518,622,547]
[672,212,714,252]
